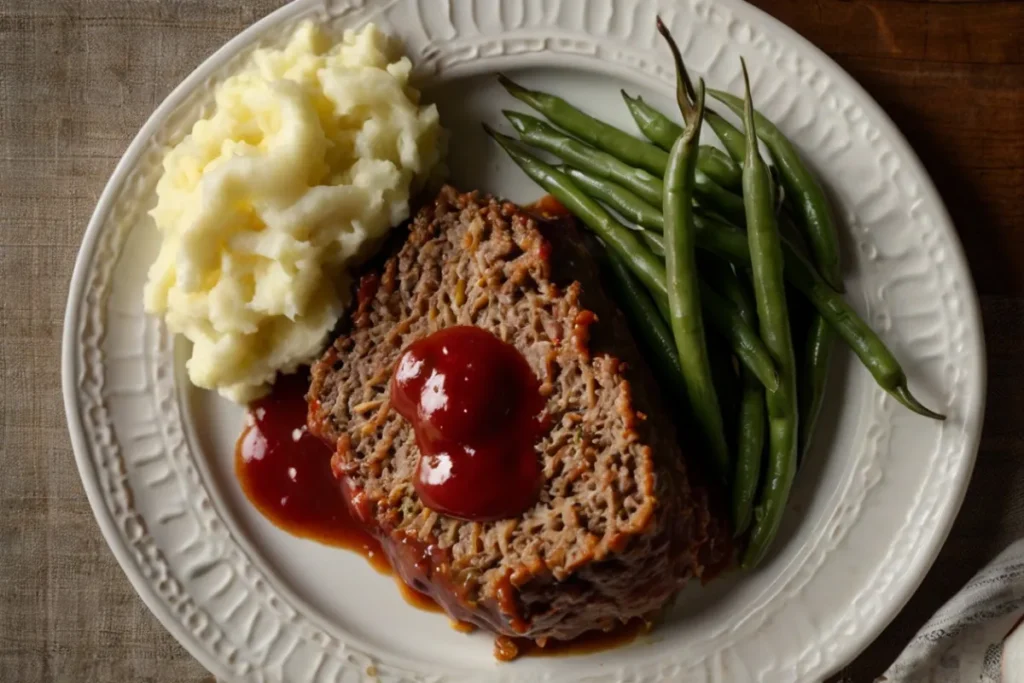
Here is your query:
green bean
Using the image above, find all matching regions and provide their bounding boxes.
[705,110,786,211]
[693,173,747,226]
[559,165,744,244]
[641,229,665,256]
[710,88,844,293]
[642,52,784,214]
[503,111,747,225]
[620,90,682,151]
[702,258,765,535]
[707,91,838,462]
[706,94,836,456]
[500,74,669,176]
[641,48,749,171]
[699,284,780,394]
[711,343,740,415]
[500,75,743,195]
[485,125,666,295]
[713,107,833,463]
[557,158,779,392]
[799,316,832,461]
[660,21,739,481]
[487,123,942,420]
[708,336,740,447]
[738,59,799,569]
[542,152,941,419]
[489,127,779,394]
[663,72,728,479]
[656,277,778,398]
[504,110,663,205]
[641,182,938,421]
[650,284,672,322]
[699,147,742,193]
[559,166,663,231]
[599,248,688,403]
[632,246,778,397]
[734,363,766,536]
[620,91,742,191]
[558,165,731,239]
[696,219,943,420]
[705,109,746,163]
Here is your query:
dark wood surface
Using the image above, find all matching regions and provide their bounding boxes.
[0,1,1019,681]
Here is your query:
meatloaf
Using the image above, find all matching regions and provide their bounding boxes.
[308,185,721,649]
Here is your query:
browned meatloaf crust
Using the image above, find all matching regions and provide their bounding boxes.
[308,185,719,646]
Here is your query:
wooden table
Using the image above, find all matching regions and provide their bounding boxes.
[0,1,1019,681]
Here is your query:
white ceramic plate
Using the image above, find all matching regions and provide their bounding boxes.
[62,1,986,681]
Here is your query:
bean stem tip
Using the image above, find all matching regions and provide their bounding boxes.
[891,384,947,421]
[497,73,526,96]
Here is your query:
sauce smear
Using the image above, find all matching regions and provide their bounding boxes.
[390,326,544,521]
[235,369,665,659]
[527,194,571,220]
[235,373,386,567]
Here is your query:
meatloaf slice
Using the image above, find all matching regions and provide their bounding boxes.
[308,185,717,646]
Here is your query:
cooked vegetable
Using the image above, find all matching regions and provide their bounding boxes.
[500,74,743,194]
[641,229,666,255]
[620,90,682,151]
[709,83,841,464]
[703,258,765,535]
[600,248,688,403]
[504,110,664,205]
[489,127,779,394]
[551,137,942,419]
[705,109,746,163]
[485,124,666,295]
[709,88,845,293]
[735,349,767,536]
[700,147,743,193]
[560,166,664,231]
[663,70,729,483]
[737,59,799,569]
[486,23,947,571]
[621,91,742,190]
[705,109,785,212]
[503,111,746,224]
[799,316,833,462]
[488,122,943,421]
[699,283,780,394]
[500,74,669,175]
[705,219,942,419]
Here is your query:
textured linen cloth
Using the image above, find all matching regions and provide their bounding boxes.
[881,540,1024,682]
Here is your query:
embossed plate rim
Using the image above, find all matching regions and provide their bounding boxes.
[60,0,319,678]
[733,0,988,671]
[63,0,986,680]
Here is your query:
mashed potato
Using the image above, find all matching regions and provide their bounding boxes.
[144,22,445,402]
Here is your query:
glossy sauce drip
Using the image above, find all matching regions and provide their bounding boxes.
[236,374,445,612]
[390,326,545,521]
[235,373,385,562]
[527,194,572,220]
[234,364,701,659]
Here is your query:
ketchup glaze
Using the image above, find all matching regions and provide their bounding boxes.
[235,373,384,560]
[390,326,545,521]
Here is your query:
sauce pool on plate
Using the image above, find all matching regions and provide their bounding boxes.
[235,373,444,611]
[235,363,646,656]
[235,373,386,567]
